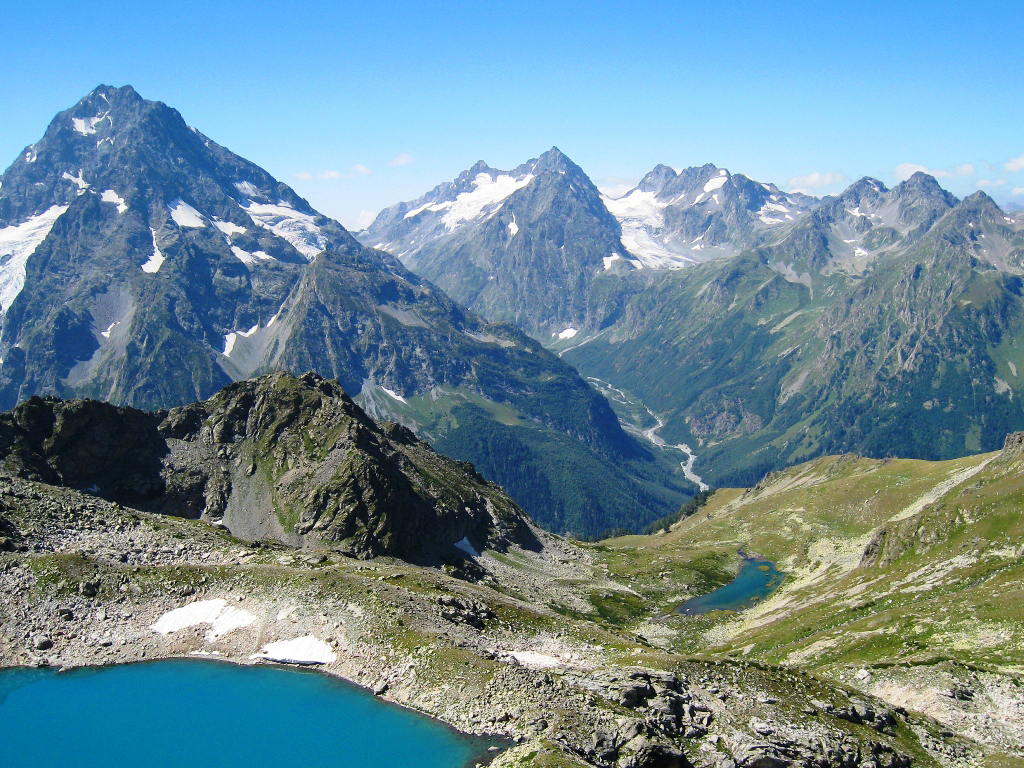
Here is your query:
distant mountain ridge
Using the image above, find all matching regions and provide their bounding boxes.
[359,153,820,340]
[365,149,1024,484]
[359,147,643,339]
[603,163,817,268]
[0,85,693,537]
[566,174,1024,485]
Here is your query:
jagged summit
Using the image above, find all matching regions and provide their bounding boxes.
[602,162,817,269]
[357,147,638,338]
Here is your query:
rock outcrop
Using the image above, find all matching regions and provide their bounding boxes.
[0,371,538,561]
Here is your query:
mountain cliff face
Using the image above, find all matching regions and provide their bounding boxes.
[358,148,647,339]
[566,176,1024,485]
[0,371,537,561]
[0,86,692,536]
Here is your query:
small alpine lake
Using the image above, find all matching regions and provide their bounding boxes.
[0,659,498,768]
[676,553,785,615]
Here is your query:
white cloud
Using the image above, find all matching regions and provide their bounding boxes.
[388,153,414,167]
[293,165,373,181]
[598,183,635,198]
[597,176,638,199]
[977,178,1008,188]
[787,171,846,193]
[894,162,974,181]
[1005,154,1024,173]
[1013,188,1024,197]
[357,209,378,229]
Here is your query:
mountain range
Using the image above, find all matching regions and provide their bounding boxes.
[357,155,817,339]
[0,85,693,537]
[6,84,1024,531]
[361,148,1024,487]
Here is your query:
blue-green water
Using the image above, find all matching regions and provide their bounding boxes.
[0,660,495,768]
[676,555,784,614]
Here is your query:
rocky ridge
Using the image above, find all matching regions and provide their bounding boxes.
[0,371,537,562]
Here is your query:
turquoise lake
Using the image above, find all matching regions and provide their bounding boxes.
[676,556,784,614]
[0,660,495,768]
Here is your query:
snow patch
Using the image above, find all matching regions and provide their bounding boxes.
[142,230,166,273]
[242,201,327,260]
[0,205,70,313]
[510,651,563,669]
[72,112,110,135]
[100,190,127,214]
[150,598,256,640]
[214,219,247,236]
[62,171,89,194]
[233,181,261,198]
[703,175,728,192]
[169,200,206,228]
[557,327,578,340]
[223,325,259,357]
[230,246,272,266]
[252,636,336,665]
[603,253,622,270]
[507,212,519,236]
[380,386,407,404]
[101,321,119,339]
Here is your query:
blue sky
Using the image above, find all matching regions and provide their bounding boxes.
[2,0,1022,227]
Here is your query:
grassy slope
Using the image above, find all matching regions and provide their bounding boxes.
[588,445,1024,759]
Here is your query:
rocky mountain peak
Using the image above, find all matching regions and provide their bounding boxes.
[531,146,574,175]
[889,172,958,231]
[462,159,496,178]
[835,176,888,208]
[957,189,1003,217]
[635,164,679,193]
